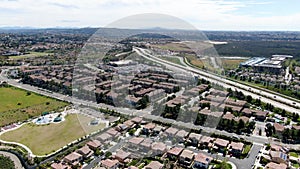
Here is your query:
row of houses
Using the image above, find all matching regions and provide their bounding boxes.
[51,140,102,169]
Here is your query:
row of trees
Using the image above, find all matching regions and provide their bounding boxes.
[266,123,300,143]
[217,118,255,135]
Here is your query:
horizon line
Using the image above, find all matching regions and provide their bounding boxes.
[0,26,300,32]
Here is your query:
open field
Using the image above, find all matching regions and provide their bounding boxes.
[151,42,193,52]
[0,86,68,126]
[8,52,52,60]
[160,56,184,66]
[0,114,106,156]
[221,59,246,70]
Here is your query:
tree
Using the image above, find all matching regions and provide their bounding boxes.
[283,128,290,141]
[246,95,252,103]
[0,155,15,169]
[105,151,112,158]
[238,119,245,133]
[220,159,231,169]
[281,109,286,117]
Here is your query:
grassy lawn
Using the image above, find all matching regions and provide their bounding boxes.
[213,162,232,169]
[289,152,299,158]
[292,163,300,168]
[0,114,106,156]
[8,52,52,60]
[0,86,68,126]
[242,144,252,156]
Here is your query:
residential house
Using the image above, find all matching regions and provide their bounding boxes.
[253,110,268,121]
[164,127,178,140]
[179,149,194,166]
[143,123,156,135]
[265,162,287,169]
[229,142,244,156]
[125,95,142,106]
[116,124,128,132]
[106,128,121,139]
[151,142,167,156]
[270,144,283,152]
[269,151,288,164]
[128,137,144,150]
[214,138,229,152]
[115,150,131,163]
[199,136,214,149]
[193,153,213,169]
[101,159,119,169]
[273,123,285,138]
[166,147,184,160]
[143,161,163,169]
[175,130,188,143]
[51,162,69,169]
[77,146,94,159]
[86,140,102,151]
[241,108,252,117]
[124,120,135,129]
[97,133,112,143]
[153,125,164,136]
[188,133,202,146]
[63,152,83,166]
[131,117,143,124]
[140,138,153,152]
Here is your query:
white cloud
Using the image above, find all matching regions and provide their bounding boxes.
[0,0,299,31]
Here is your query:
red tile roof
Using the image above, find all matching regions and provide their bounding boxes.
[167,147,184,156]
[194,153,213,165]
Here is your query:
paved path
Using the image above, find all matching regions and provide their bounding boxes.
[0,151,24,169]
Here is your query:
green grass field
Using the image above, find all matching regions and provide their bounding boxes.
[0,114,106,156]
[0,86,68,126]
[8,52,52,60]
[289,152,299,158]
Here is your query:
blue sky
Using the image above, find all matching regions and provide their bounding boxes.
[0,0,299,31]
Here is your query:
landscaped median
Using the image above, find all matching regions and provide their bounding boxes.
[0,113,106,156]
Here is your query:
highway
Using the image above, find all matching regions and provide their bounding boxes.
[133,47,300,114]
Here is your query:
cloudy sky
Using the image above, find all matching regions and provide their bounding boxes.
[0,0,300,31]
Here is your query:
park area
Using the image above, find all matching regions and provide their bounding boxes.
[0,114,106,156]
[0,86,68,127]
[8,52,52,60]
